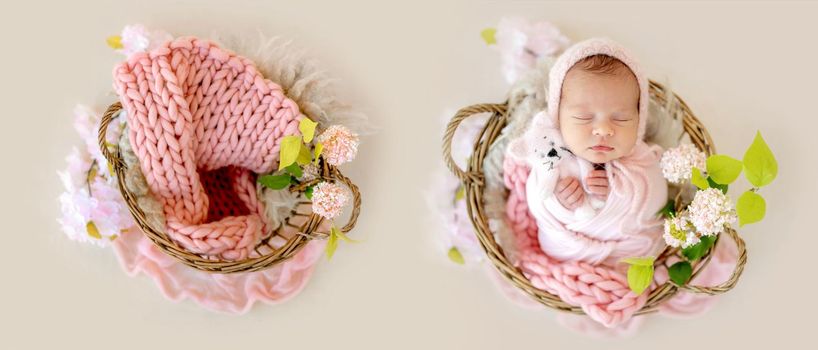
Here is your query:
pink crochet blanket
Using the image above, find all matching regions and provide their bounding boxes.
[113,37,304,260]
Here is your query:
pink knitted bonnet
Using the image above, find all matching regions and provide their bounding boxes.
[113,36,304,260]
[546,38,649,140]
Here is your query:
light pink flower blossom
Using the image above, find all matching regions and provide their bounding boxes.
[660,143,707,184]
[494,17,571,84]
[687,188,737,236]
[311,182,351,220]
[316,125,359,166]
[118,24,173,57]
[663,214,699,248]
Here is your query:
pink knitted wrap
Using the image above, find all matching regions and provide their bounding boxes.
[113,37,303,260]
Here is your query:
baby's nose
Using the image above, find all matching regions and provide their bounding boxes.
[592,122,614,137]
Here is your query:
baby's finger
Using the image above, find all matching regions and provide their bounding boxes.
[559,179,579,194]
[588,185,608,195]
[566,187,584,203]
[587,170,607,179]
[586,177,608,186]
[556,177,573,191]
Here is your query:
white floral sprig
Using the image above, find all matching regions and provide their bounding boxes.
[481,17,571,84]
[658,132,778,287]
[686,188,738,237]
[662,214,700,249]
[311,182,351,221]
[660,143,707,184]
[258,118,361,260]
[107,24,173,57]
[316,125,359,166]
[58,106,134,246]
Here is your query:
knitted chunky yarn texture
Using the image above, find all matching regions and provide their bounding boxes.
[113,36,303,260]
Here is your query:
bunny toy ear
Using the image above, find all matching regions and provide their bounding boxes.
[530,110,555,129]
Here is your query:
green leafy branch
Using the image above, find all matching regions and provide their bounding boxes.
[630,131,778,292]
[257,118,356,260]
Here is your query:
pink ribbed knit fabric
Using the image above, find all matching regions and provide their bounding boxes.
[113,37,303,260]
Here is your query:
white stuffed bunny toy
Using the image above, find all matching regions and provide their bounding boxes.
[507,111,603,221]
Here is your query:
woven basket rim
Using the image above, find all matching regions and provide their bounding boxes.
[441,80,748,315]
[98,102,362,274]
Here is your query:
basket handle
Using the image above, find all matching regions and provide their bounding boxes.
[329,168,362,234]
[441,103,507,185]
[98,102,125,169]
[676,228,747,295]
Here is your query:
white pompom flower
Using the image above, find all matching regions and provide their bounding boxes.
[663,214,700,248]
[316,125,359,166]
[660,143,707,184]
[311,182,351,220]
[494,17,571,84]
[118,24,173,57]
[687,188,737,236]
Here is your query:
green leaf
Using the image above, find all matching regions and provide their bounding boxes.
[657,199,676,219]
[305,185,315,200]
[448,247,465,265]
[332,226,358,243]
[86,221,102,239]
[326,228,339,260]
[299,118,318,143]
[278,136,303,170]
[480,28,497,45]
[313,142,323,165]
[691,167,709,190]
[668,261,693,285]
[743,131,778,187]
[706,154,743,185]
[284,163,303,178]
[707,177,729,194]
[627,264,654,295]
[737,190,766,227]
[682,235,716,261]
[296,142,312,166]
[454,185,465,202]
[620,256,656,267]
[258,174,292,190]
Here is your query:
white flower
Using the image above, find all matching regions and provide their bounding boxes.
[301,163,320,182]
[687,188,737,236]
[57,109,135,246]
[663,214,699,248]
[316,125,359,166]
[495,17,571,84]
[119,24,173,57]
[311,182,351,220]
[660,143,707,184]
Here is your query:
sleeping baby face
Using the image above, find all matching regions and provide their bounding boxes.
[557,56,640,164]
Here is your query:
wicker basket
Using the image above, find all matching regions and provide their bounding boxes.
[442,80,747,315]
[99,102,362,274]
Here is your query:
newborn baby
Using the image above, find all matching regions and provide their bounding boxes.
[508,38,668,266]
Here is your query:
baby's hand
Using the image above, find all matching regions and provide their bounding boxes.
[555,177,585,210]
[585,170,609,199]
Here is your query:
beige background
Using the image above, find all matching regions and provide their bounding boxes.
[1,0,816,348]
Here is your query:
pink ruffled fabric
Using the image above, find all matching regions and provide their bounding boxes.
[111,229,324,314]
